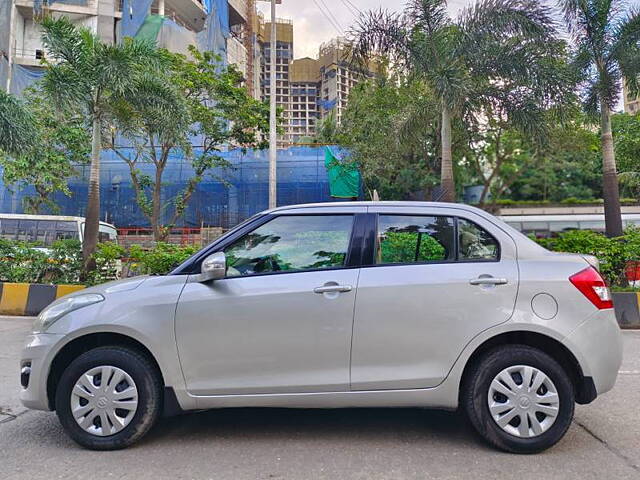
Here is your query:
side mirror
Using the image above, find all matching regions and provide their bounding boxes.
[196,252,226,282]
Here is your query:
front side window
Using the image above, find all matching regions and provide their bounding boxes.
[458,218,499,261]
[376,215,455,264]
[224,215,353,277]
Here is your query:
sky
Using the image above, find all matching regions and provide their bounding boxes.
[257,0,640,59]
[257,0,472,58]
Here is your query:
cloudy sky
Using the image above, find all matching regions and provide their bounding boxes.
[256,0,473,58]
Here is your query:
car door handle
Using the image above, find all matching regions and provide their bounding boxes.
[313,285,352,294]
[469,277,508,286]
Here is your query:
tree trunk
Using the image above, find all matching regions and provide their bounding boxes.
[152,167,163,242]
[82,114,102,275]
[440,106,455,202]
[600,103,623,238]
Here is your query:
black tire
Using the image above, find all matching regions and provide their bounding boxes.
[462,344,575,454]
[55,346,162,450]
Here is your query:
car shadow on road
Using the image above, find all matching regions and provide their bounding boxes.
[145,407,486,449]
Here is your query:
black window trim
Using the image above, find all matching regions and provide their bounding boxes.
[361,213,501,269]
[171,212,363,277]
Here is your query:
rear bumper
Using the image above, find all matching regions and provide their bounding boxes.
[565,309,623,399]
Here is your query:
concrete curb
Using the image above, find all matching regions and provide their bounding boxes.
[612,292,640,329]
[0,283,85,316]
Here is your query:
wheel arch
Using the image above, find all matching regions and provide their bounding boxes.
[46,332,165,411]
[458,330,596,405]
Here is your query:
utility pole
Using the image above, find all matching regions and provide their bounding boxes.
[268,0,277,209]
[257,0,281,209]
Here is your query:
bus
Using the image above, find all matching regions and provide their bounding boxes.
[500,213,640,238]
[0,214,118,247]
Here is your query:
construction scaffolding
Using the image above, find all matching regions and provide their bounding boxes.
[0,147,358,229]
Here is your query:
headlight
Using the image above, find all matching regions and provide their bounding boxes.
[33,293,104,333]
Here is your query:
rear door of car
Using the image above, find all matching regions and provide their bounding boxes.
[350,206,519,390]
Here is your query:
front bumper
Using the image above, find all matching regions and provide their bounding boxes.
[19,333,64,411]
[565,309,623,398]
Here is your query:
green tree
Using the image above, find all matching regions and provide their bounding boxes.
[107,47,269,241]
[0,90,90,214]
[613,113,640,197]
[39,16,164,273]
[508,122,602,202]
[612,113,640,169]
[0,90,37,156]
[337,76,444,200]
[348,0,569,202]
[561,1,640,236]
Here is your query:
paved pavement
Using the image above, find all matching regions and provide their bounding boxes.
[1,315,639,480]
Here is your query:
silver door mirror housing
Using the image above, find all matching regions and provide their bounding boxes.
[197,252,226,282]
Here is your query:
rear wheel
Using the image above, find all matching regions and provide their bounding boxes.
[55,346,162,450]
[463,345,574,453]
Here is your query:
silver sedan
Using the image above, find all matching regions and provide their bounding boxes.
[20,202,622,453]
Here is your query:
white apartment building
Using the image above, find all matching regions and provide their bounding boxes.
[1,0,256,94]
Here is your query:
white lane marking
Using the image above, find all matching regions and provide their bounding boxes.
[618,370,640,375]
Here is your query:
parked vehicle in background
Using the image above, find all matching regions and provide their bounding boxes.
[0,214,117,247]
[20,202,622,453]
[501,213,640,238]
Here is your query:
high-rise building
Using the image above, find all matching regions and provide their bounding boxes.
[317,37,372,127]
[257,15,293,145]
[289,57,320,143]
[623,82,640,115]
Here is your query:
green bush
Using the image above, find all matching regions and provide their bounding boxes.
[533,228,640,286]
[0,239,199,286]
[128,242,197,276]
[0,239,49,283]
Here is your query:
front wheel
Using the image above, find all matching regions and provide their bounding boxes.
[463,345,575,453]
[55,346,162,450]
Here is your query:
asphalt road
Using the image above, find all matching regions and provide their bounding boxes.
[1,315,639,480]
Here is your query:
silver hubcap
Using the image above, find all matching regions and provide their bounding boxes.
[70,365,138,437]
[487,365,560,438]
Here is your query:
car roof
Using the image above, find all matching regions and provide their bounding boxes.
[267,201,490,216]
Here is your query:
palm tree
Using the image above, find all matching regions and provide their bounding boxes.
[39,16,162,273]
[561,1,640,237]
[0,90,37,157]
[348,0,570,202]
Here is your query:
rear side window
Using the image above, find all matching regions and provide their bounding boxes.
[224,215,354,277]
[458,218,499,261]
[376,215,455,264]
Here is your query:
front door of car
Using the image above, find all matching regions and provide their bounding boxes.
[350,208,519,390]
[175,213,362,395]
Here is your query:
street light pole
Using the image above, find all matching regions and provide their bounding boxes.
[268,0,277,209]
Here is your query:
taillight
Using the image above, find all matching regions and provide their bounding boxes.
[569,266,613,310]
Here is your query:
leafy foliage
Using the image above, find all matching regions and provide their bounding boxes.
[560,0,640,236]
[379,232,445,263]
[39,16,167,269]
[0,90,38,157]
[536,227,640,286]
[613,113,640,198]
[128,243,197,276]
[0,239,82,284]
[108,46,270,241]
[348,0,572,201]
[0,89,90,214]
[336,77,444,200]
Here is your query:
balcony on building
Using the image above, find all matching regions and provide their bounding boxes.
[116,0,207,32]
[15,0,98,18]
